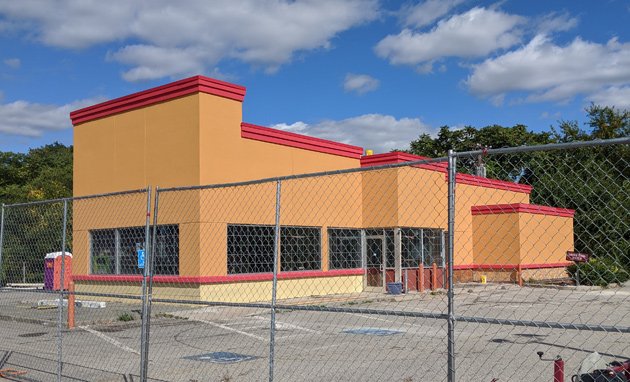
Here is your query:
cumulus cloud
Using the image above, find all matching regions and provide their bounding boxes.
[343,73,380,94]
[109,45,207,82]
[271,114,435,153]
[0,0,379,81]
[0,97,102,137]
[400,0,466,28]
[466,35,630,104]
[3,58,20,68]
[375,7,525,67]
[588,86,630,110]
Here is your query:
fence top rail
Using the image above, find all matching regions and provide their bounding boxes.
[452,136,630,158]
[2,187,149,208]
[158,156,449,193]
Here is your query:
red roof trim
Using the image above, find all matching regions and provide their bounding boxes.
[360,151,448,172]
[360,152,530,194]
[471,203,575,217]
[453,262,572,270]
[70,75,247,125]
[453,173,533,194]
[73,268,363,284]
[241,122,364,159]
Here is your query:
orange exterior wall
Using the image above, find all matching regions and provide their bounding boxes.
[472,211,574,266]
[198,93,360,185]
[472,213,521,265]
[455,184,529,265]
[518,213,574,265]
[397,167,448,228]
[73,94,202,196]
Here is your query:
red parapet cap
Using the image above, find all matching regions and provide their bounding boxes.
[70,75,247,125]
[241,122,364,159]
[454,173,533,194]
[471,203,575,217]
[360,151,448,171]
[360,152,532,194]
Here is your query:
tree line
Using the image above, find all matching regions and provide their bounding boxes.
[407,104,629,282]
[0,143,72,205]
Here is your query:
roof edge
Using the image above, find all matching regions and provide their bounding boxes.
[70,75,247,125]
[360,151,448,171]
[241,122,364,159]
[454,173,533,194]
[471,203,575,217]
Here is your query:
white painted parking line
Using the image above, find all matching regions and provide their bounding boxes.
[191,318,267,342]
[252,316,320,334]
[352,313,406,325]
[238,326,269,331]
[303,342,349,352]
[79,326,140,355]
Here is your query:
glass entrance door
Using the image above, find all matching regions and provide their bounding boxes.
[366,237,384,288]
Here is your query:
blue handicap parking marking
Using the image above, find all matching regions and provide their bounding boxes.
[343,328,402,336]
[183,352,257,364]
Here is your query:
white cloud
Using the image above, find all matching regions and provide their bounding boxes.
[109,45,206,82]
[375,7,525,67]
[0,0,379,81]
[343,73,380,94]
[466,35,630,104]
[540,111,562,120]
[271,114,435,153]
[3,58,20,68]
[588,86,630,110]
[400,0,466,28]
[0,1,137,48]
[0,97,102,137]
[534,12,578,34]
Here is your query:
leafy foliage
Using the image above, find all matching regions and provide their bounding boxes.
[0,143,73,204]
[1,143,72,284]
[567,258,630,287]
[408,105,630,277]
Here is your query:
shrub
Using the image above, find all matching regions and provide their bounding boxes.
[118,312,134,322]
[567,257,630,287]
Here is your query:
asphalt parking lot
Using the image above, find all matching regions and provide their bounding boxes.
[1,284,629,381]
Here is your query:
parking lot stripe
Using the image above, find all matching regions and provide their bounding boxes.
[191,318,267,342]
[78,326,140,355]
[252,316,320,334]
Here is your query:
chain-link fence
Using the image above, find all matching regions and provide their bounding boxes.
[451,139,630,381]
[0,138,628,382]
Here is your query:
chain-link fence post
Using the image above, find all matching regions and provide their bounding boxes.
[140,187,152,382]
[269,179,281,382]
[0,204,5,287]
[447,149,456,382]
[143,186,159,380]
[57,199,68,382]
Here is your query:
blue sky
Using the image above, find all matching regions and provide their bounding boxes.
[1,0,629,153]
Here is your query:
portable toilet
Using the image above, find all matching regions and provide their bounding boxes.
[44,252,72,291]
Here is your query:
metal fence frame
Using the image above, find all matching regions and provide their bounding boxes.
[0,137,628,382]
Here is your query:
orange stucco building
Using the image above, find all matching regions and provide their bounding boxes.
[68,76,575,302]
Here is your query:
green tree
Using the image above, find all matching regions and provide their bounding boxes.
[407,105,629,282]
[0,143,73,284]
[585,104,630,139]
[0,143,72,204]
